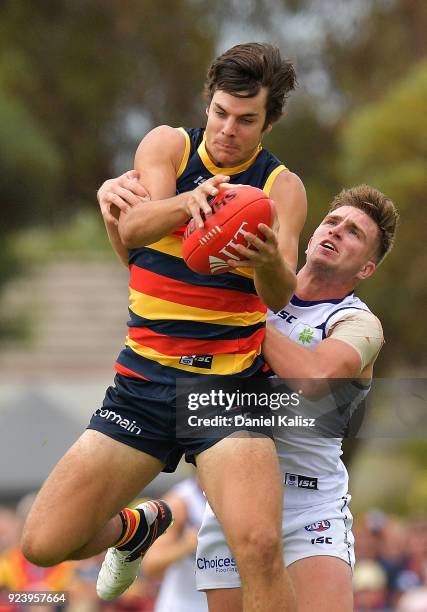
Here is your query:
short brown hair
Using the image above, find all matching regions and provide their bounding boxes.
[204,42,296,127]
[329,185,399,264]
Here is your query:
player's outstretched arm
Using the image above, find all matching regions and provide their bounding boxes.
[227,171,307,311]
[259,171,307,309]
[117,126,229,248]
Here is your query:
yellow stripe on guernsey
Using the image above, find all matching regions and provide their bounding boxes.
[126,337,261,374]
[149,235,255,280]
[263,164,287,196]
[129,288,265,327]
[176,128,191,178]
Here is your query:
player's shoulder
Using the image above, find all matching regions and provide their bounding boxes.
[355,309,383,333]
[135,125,187,167]
[138,124,187,149]
[269,168,307,220]
[271,168,305,195]
[330,307,383,338]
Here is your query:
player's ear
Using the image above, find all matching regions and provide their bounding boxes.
[305,237,312,255]
[205,106,210,117]
[356,259,376,281]
[262,123,272,137]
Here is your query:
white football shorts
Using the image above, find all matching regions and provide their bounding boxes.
[196,494,355,591]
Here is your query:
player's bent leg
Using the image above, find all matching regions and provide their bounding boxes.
[206,588,242,612]
[21,429,164,567]
[287,556,353,612]
[196,433,296,612]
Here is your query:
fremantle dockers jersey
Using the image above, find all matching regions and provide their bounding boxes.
[268,292,372,507]
[115,127,286,384]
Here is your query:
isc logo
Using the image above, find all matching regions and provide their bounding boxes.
[310,536,333,545]
[277,309,297,324]
[179,355,213,369]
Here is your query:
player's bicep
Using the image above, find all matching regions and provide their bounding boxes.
[134,125,186,201]
[313,337,364,379]
[327,312,384,372]
[269,171,307,270]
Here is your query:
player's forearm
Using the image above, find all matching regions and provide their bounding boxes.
[264,326,319,378]
[254,258,296,312]
[104,219,129,267]
[263,326,335,399]
[264,327,363,398]
[118,193,189,248]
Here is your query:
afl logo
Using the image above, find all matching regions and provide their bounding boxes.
[304,520,331,533]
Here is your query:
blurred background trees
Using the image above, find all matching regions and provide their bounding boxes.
[0,0,425,366]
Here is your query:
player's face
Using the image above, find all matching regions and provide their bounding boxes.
[204,88,271,167]
[307,206,380,281]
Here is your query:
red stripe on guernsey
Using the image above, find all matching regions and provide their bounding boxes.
[128,326,266,356]
[129,266,265,313]
[115,363,149,380]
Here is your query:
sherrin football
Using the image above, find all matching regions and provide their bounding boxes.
[182,185,274,275]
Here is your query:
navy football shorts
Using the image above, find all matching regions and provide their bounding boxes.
[88,374,272,473]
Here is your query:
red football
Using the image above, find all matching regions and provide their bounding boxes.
[182,185,274,275]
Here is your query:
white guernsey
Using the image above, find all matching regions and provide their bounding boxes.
[196,291,383,589]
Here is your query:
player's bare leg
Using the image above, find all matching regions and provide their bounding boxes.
[206,588,242,612]
[287,556,353,612]
[205,556,352,612]
[197,433,296,612]
[21,429,164,566]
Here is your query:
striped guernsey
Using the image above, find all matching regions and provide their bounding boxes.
[115,127,287,384]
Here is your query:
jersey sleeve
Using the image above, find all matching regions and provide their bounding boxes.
[326,309,384,372]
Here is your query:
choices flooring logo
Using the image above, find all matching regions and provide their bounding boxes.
[197,556,238,574]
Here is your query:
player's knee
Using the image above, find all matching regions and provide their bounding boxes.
[232,525,282,570]
[20,528,66,567]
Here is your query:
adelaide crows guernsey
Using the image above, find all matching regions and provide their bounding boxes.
[115,127,287,384]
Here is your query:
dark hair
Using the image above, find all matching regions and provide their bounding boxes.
[329,185,399,264]
[204,42,296,127]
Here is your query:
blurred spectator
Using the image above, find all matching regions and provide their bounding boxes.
[0,508,21,554]
[142,476,207,612]
[397,587,427,612]
[353,559,388,610]
[354,511,427,610]
[1,496,426,610]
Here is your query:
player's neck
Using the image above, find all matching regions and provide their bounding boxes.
[205,141,261,168]
[295,265,356,302]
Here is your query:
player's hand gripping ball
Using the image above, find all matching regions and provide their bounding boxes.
[182,185,274,275]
